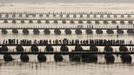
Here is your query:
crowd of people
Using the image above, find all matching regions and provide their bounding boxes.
[0,38,132,46]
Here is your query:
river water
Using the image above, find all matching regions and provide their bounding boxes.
[0,3,134,75]
[0,30,133,75]
[0,60,134,75]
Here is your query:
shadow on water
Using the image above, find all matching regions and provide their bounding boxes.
[0,60,133,75]
[0,61,134,68]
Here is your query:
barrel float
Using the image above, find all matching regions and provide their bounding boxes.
[54,54,63,62]
[44,29,50,35]
[39,14,43,17]
[114,15,117,18]
[29,20,33,23]
[46,20,50,24]
[19,14,23,18]
[82,54,91,63]
[37,54,47,62]
[128,20,133,24]
[54,29,61,35]
[81,50,98,63]
[107,15,110,18]
[31,45,38,52]
[80,14,83,18]
[90,54,98,63]
[3,54,13,62]
[106,29,114,34]
[65,29,71,35]
[120,54,132,64]
[104,54,115,64]
[121,15,124,18]
[26,14,29,17]
[90,46,98,52]
[85,29,93,34]
[62,20,66,24]
[66,14,69,18]
[100,15,103,18]
[104,46,113,52]
[103,20,108,24]
[12,14,16,17]
[12,20,16,23]
[119,46,128,52]
[5,14,9,17]
[12,29,18,34]
[73,14,76,18]
[112,20,117,24]
[54,20,58,24]
[45,45,54,52]
[120,20,125,24]
[4,20,8,23]
[60,45,69,52]
[21,20,25,23]
[1,45,8,52]
[89,46,98,63]
[87,20,91,24]
[20,54,29,62]
[75,45,83,51]
[127,14,131,18]
[127,29,134,34]
[75,29,82,35]
[16,45,24,52]
[95,20,99,24]
[32,14,36,17]
[78,20,83,24]
[117,29,124,34]
[33,29,39,35]
[23,29,29,35]
[37,20,41,23]
[96,29,103,34]
[69,54,81,62]
[70,20,74,24]
[1,29,7,34]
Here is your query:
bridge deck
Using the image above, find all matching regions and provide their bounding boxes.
[0,18,134,21]
[0,28,133,30]
[0,51,134,55]
[0,12,133,15]
[0,44,134,46]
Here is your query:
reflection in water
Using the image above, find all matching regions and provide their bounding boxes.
[0,30,134,75]
[1,30,134,41]
[0,25,134,75]
[0,54,134,75]
[0,61,134,75]
[1,3,134,75]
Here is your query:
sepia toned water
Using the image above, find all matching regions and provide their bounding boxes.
[0,56,134,75]
[0,3,134,75]
[0,20,134,75]
[0,30,133,75]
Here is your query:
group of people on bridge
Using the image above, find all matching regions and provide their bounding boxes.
[0,39,132,46]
